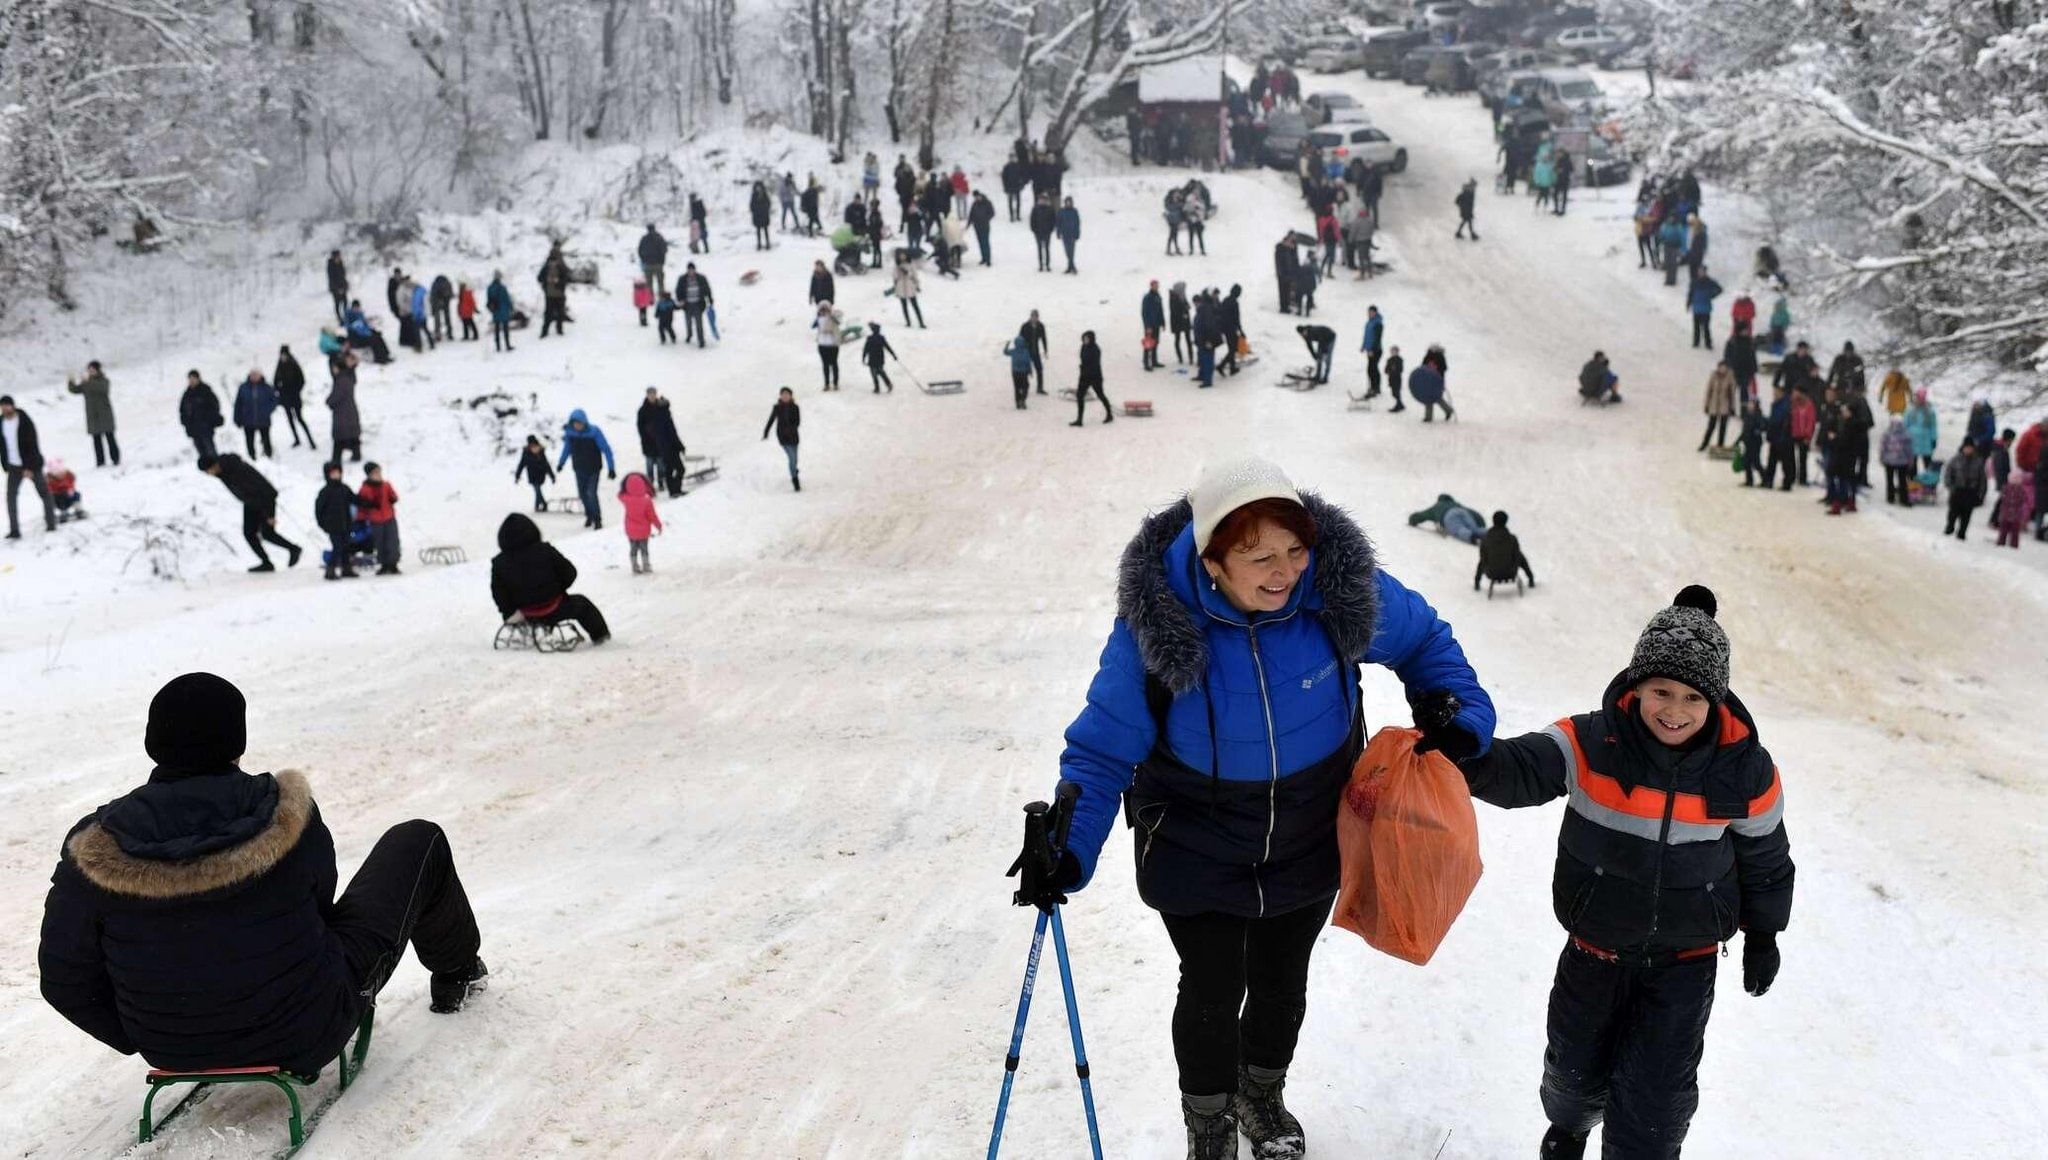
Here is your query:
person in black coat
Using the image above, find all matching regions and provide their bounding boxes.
[968,191,996,266]
[1001,158,1027,221]
[1,395,57,537]
[637,224,668,289]
[763,387,801,491]
[1069,330,1111,426]
[1028,196,1057,272]
[799,179,822,236]
[1297,323,1336,384]
[636,389,687,496]
[514,435,555,512]
[1274,237,1300,314]
[325,251,348,325]
[1020,310,1049,394]
[1141,281,1166,371]
[862,324,896,393]
[38,674,488,1077]
[1456,587,1791,1159]
[1474,511,1536,590]
[179,371,224,459]
[429,275,454,341]
[384,267,404,320]
[491,514,611,641]
[1455,179,1479,239]
[1738,396,1767,487]
[274,345,314,450]
[1168,283,1192,365]
[1722,332,1758,398]
[808,261,836,308]
[749,182,773,250]
[1217,286,1245,376]
[199,453,301,572]
[313,461,361,579]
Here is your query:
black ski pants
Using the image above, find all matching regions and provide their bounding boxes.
[330,820,482,999]
[241,501,299,564]
[538,594,610,642]
[1690,314,1712,349]
[1761,439,1794,490]
[1012,371,1031,409]
[1159,898,1331,1098]
[93,431,123,466]
[869,362,893,392]
[818,346,840,388]
[1540,940,1716,1160]
[1029,350,1045,393]
[1034,235,1052,271]
[1073,376,1109,422]
[493,318,513,351]
[282,403,315,449]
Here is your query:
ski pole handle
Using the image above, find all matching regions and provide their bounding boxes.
[1049,780,1082,859]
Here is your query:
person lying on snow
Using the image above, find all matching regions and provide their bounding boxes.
[1453,586,1794,1160]
[1408,493,1485,543]
[38,673,488,1079]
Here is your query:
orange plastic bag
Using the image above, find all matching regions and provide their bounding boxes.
[1332,727,1484,965]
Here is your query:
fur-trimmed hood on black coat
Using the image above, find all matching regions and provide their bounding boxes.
[38,769,363,1073]
[1114,491,1380,695]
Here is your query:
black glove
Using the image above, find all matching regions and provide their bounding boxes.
[1411,690,1479,762]
[608,469,617,480]
[1007,784,1084,911]
[1008,848,1082,911]
[1742,931,1779,996]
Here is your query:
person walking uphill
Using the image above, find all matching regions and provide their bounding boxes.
[198,453,301,572]
[38,674,490,1082]
[1056,197,1082,274]
[556,411,616,529]
[1069,331,1111,426]
[1036,456,1495,1160]
[1454,586,1794,1160]
[514,435,555,513]
[67,361,120,466]
[762,387,801,491]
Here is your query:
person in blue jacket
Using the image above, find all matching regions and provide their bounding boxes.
[555,410,616,529]
[1658,215,1688,287]
[232,369,278,460]
[486,271,516,352]
[1359,305,1385,398]
[1003,330,1036,410]
[409,281,435,351]
[1032,455,1494,1160]
[1055,196,1082,274]
[1686,268,1722,349]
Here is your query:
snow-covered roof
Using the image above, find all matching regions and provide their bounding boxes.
[1140,56,1225,104]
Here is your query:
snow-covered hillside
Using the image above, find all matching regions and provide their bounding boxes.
[1,74,2043,1159]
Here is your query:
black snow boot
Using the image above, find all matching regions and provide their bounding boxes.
[1231,1066,1305,1159]
[1182,1096,1238,1160]
[1540,1124,1589,1159]
[430,957,489,1014]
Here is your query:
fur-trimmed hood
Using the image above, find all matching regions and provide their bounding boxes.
[66,770,313,900]
[1116,492,1380,694]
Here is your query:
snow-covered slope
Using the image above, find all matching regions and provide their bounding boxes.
[0,77,2042,1159]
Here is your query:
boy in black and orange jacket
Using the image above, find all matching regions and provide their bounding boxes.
[1453,585,1793,1160]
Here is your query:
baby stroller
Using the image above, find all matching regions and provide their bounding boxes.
[321,519,377,572]
[830,225,867,276]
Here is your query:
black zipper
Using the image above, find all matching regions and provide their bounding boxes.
[1645,784,1678,944]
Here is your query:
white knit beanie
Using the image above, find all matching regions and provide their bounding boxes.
[1189,456,1302,554]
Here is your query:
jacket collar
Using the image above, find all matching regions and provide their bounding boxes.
[1116,492,1379,694]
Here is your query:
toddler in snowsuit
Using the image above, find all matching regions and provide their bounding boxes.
[515,436,555,513]
[1455,586,1794,1160]
[619,472,663,573]
[1994,473,2035,548]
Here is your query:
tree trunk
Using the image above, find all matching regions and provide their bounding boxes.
[918,0,954,170]
[584,0,626,138]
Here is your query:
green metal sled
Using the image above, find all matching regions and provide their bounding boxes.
[139,1006,375,1149]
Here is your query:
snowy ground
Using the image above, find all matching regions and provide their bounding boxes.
[1,73,2044,1160]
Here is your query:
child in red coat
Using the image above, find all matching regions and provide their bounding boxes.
[632,279,653,327]
[619,471,663,574]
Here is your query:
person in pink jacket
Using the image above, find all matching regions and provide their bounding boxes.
[618,472,663,573]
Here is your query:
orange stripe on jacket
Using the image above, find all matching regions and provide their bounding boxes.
[1556,716,1763,826]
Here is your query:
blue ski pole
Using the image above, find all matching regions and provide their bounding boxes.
[986,906,1050,1160]
[1049,905,1103,1158]
[990,782,1102,1160]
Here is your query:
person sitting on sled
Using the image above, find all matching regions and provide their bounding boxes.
[38,674,489,1078]
[1454,586,1793,1159]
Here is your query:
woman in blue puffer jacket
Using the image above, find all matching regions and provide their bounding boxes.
[1046,455,1494,1160]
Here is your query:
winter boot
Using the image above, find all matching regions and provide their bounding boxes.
[1182,1095,1238,1160]
[1540,1124,1589,1159]
[249,561,276,573]
[429,957,489,1014]
[287,544,303,568]
[1231,1065,1306,1158]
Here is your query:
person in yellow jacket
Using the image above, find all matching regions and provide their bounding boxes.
[1878,368,1912,416]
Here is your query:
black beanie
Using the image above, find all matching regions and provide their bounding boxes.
[1625,586,1730,704]
[145,673,247,774]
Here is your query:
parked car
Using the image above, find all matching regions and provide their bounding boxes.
[1423,44,1488,92]
[1401,44,1456,85]
[1475,48,1566,105]
[1305,90,1364,125]
[1581,137,1632,186]
[1532,68,1608,125]
[1259,110,1314,169]
[1306,41,1368,73]
[1362,28,1432,77]
[1551,24,1633,63]
[1307,122,1409,173]
[1420,2,1468,31]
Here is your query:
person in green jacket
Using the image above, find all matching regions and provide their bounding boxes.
[66,362,118,467]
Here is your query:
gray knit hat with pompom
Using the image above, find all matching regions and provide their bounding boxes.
[1626,585,1730,704]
